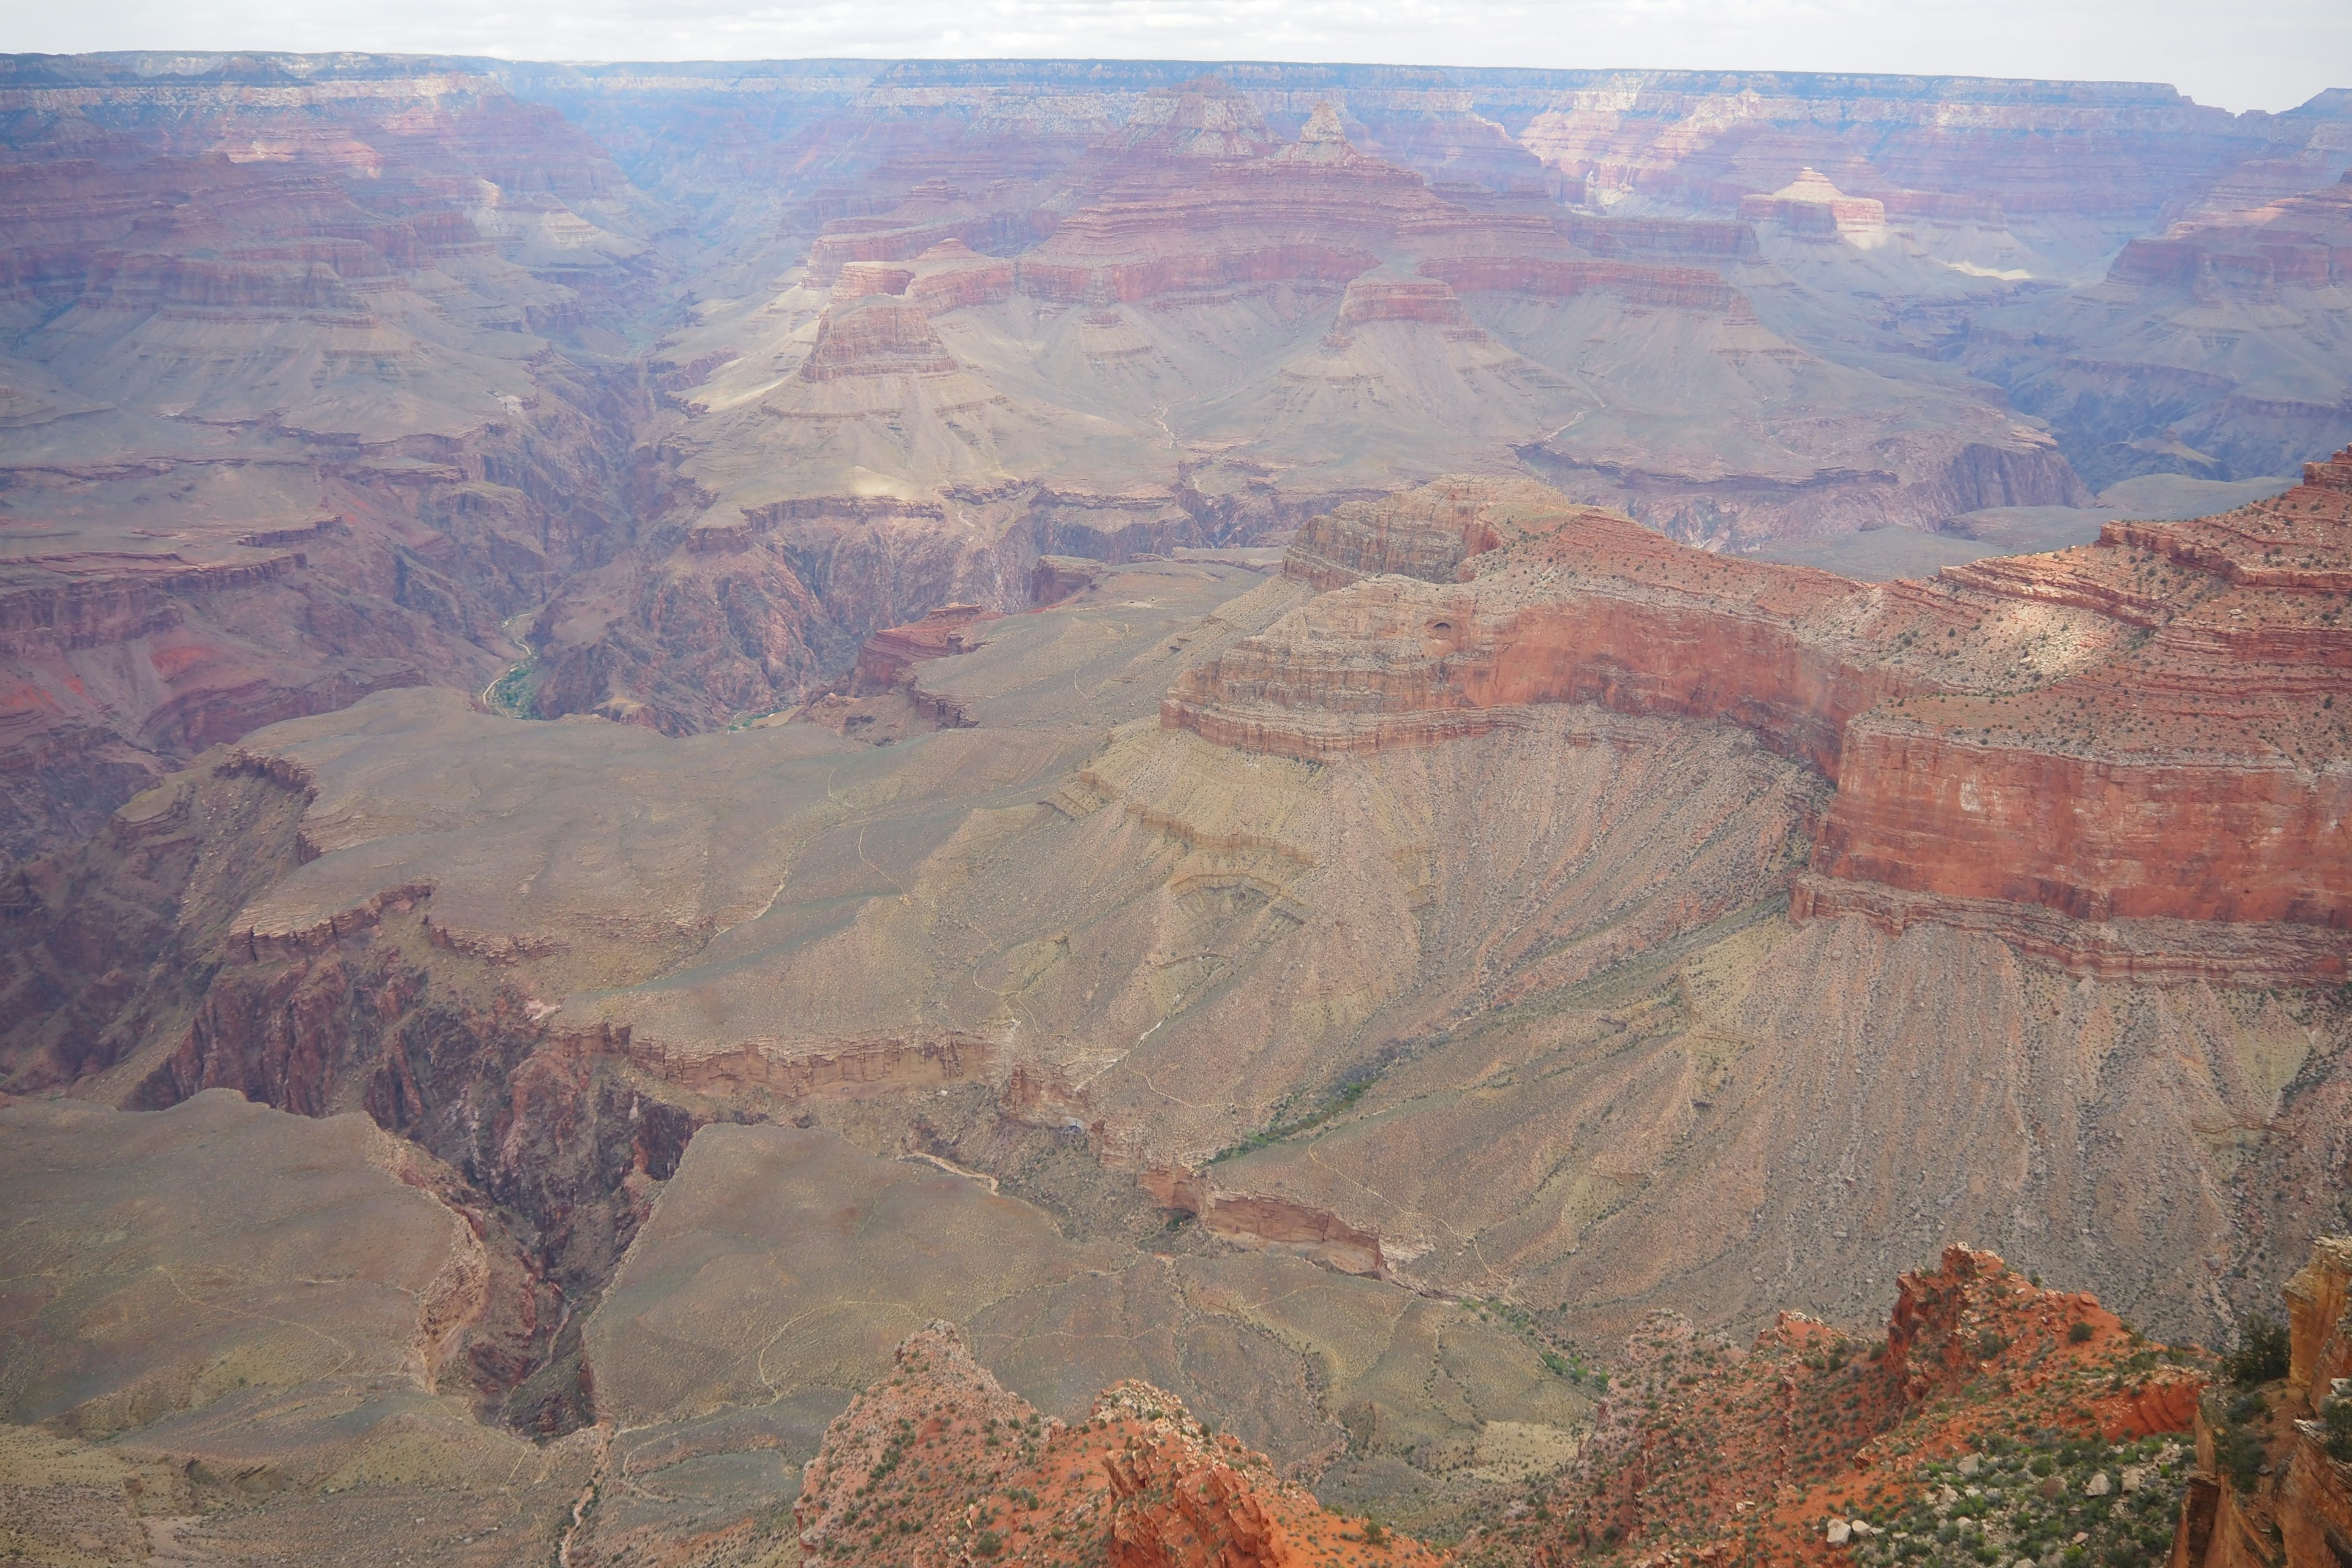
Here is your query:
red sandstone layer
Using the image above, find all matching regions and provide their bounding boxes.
[1166,461,2352,974]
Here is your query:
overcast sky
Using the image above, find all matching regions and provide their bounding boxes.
[6,0,2346,114]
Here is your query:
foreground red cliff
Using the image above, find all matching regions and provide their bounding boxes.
[1466,1246,2204,1567]
[795,1322,1445,1568]
[2173,1237,2352,1568]
[1167,458,2352,978]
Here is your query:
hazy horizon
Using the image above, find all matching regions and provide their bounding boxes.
[5,0,2347,115]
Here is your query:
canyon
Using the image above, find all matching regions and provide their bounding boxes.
[2,45,2351,1568]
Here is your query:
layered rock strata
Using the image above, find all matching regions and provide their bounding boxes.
[1169,465,2352,976]
[1966,170,2352,489]
[0,55,662,859]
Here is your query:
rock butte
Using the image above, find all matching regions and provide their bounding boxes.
[794,1322,1448,1567]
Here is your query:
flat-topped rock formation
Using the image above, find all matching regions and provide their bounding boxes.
[0,55,660,860]
[19,52,2332,793]
[9,53,2352,1567]
[1169,464,2352,977]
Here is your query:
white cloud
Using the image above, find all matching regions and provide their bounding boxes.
[3,0,2344,113]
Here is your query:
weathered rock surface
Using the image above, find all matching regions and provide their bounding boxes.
[0,1090,598,1565]
[1477,1246,2204,1566]
[0,54,663,859]
[1173,467,2352,978]
[11,53,2343,796]
[2172,1236,2352,1568]
[9,51,2352,1568]
[794,1322,1447,1567]
[1967,170,2352,490]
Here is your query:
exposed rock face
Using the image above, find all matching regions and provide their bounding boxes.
[11,54,2352,1564]
[1281,476,1528,589]
[37,54,2342,789]
[851,601,1005,693]
[1740,167,1893,241]
[0,1091,601,1563]
[1173,467,2352,977]
[799,295,962,380]
[2173,1237,2352,1568]
[1814,450,2352,951]
[793,1322,1446,1567]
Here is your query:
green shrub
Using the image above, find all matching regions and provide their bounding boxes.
[2070,1321,2096,1344]
[2324,1399,2352,1464]
[2226,1315,2291,1387]
[2216,1419,2267,1491]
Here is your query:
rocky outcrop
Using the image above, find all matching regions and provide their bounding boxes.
[1418,252,1749,316]
[793,1322,1445,1567]
[0,57,662,861]
[1170,484,1902,775]
[850,602,1003,693]
[1488,1246,2203,1566]
[1967,172,2352,488]
[1740,167,1893,241]
[1281,475,1531,589]
[799,296,961,380]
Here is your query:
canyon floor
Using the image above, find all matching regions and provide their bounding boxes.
[4,49,2351,1568]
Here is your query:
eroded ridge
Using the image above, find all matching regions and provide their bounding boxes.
[1472,1246,2204,1567]
[1169,459,2352,976]
[795,1321,1445,1567]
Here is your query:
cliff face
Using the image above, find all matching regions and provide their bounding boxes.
[1172,462,2352,978]
[2173,1237,2352,1568]
[10,53,2343,834]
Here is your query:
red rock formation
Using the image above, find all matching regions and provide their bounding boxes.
[2106,172,2352,299]
[799,296,960,380]
[1739,167,1892,240]
[1170,464,2352,975]
[1511,74,2296,224]
[850,602,1003,689]
[1416,252,1749,317]
[1325,276,1485,341]
[904,239,1018,312]
[1485,1246,2204,1567]
[1009,104,1455,306]
[1281,475,1518,589]
[1169,480,1902,776]
[2173,1237,2352,1568]
[0,59,659,860]
[1814,453,2352,940]
[794,1322,1444,1568]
